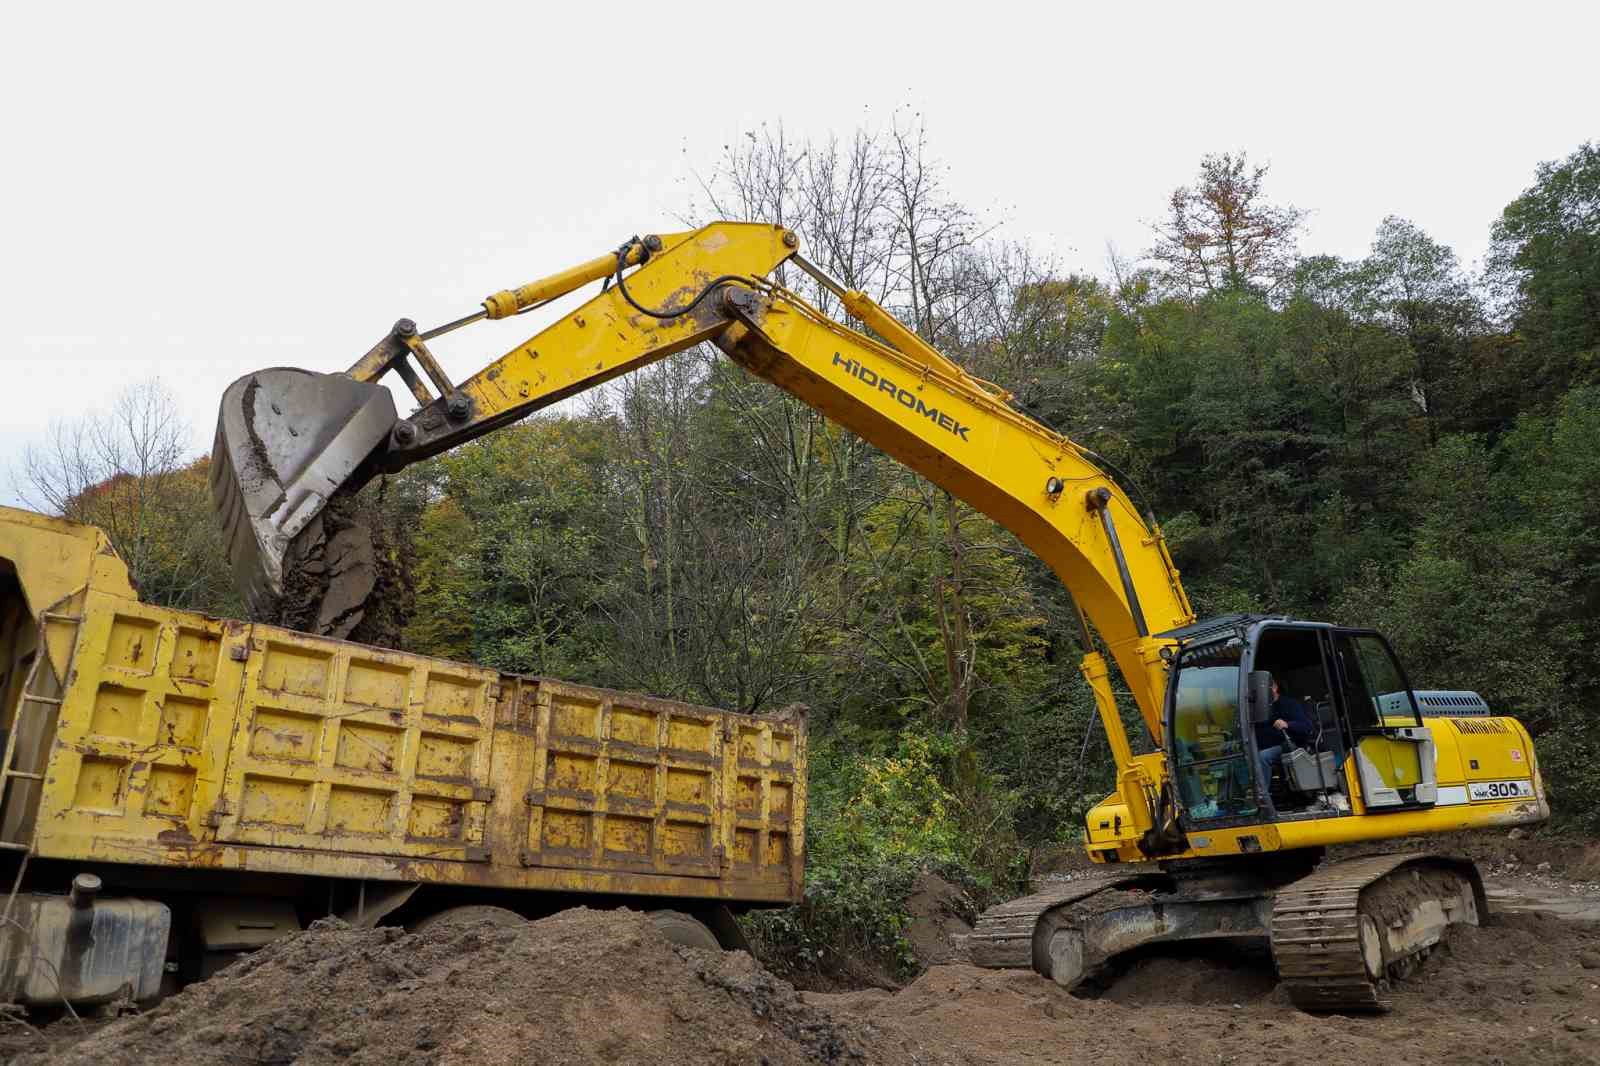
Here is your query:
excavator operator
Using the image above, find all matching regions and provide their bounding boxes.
[1254,676,1316,801]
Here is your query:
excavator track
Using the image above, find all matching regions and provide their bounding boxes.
[970,874,1163,971]
[1270,853,1485,1012]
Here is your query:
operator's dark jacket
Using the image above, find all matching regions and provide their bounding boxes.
[1254,695,1316,751]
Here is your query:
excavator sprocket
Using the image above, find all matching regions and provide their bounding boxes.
[1270,853,1485,1011]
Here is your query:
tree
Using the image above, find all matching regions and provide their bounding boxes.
[1150,152,1306,299]
[1333,388,1600,822]
[689,113,1023,730]
[1488,141,1600,395]
[1000,273,1114,432]
[403,418,617,678]
[1364,217,1481,440]
[882,114,994,346]
[15,380,236,613]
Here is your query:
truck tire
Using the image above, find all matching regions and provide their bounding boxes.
[649,909,720,950]
[410,905,527,934]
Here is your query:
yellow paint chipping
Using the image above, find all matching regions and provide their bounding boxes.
[0,505,806,907]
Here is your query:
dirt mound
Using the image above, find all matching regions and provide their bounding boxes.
[809,912,1600,1066]
[1096,946,1278,1007]
[16,909,960,1066]
[903,872,975,967]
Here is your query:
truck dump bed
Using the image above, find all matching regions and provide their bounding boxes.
[0,506,804,907]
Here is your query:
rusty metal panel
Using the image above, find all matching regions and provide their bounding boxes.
[516,679,806,894]
[211,627,498,862]
[724,711,805,892]
[33,590,247,852]
[520,679,724,878]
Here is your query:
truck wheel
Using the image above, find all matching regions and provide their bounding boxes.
[410,905,527,934]
[649,909,720,950]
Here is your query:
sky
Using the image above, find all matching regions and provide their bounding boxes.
[3,1,1595,507]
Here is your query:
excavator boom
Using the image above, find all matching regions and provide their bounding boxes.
[213,222,1193,737]
[212,219,1547,1011]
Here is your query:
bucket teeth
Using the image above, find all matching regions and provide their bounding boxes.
[211,369,397,616]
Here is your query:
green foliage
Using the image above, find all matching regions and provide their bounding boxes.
[403,419,619,680]
[973,682,1117,845]
[816,487,1050,734]
[742,732,1025,981]
[1490,142,1600,387]
[1334,387,1600,825]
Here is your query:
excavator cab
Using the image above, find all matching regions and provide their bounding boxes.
[1163,614,1442,827]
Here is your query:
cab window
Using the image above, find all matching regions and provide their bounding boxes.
[1333,631,1420,729]
[1169,641,1258,821]
[1253,625,1336,745]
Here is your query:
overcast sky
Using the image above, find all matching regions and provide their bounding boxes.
[3,2,1594,507]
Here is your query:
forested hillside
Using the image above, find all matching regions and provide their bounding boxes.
[25,127,1598,980]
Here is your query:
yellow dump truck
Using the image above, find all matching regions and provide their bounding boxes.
[0,505,805,1007]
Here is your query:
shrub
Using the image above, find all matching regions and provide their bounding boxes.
[742,730,1020,983]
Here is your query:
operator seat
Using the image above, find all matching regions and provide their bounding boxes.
[1282,702,1341,796]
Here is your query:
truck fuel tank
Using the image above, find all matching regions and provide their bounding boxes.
[2,874,170,1006]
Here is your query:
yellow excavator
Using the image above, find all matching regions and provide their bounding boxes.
[212,222,1548,1010]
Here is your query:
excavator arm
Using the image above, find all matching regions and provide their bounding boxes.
[214,221,1195,841]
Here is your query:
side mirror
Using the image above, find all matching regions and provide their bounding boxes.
[1246,670,1274,723]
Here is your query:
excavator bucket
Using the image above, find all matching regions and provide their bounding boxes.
[211,368,397,617]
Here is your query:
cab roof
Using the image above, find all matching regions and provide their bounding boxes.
[1155,613,1334,645]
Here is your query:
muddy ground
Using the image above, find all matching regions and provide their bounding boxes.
[8,862,1600,1066]
[10,908,949,1066]
[814,909,1600,1065]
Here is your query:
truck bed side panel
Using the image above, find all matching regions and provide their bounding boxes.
[28,592,805,905]
[34,593,247,856]
[212,627,499,863]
